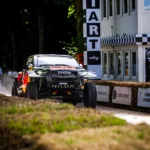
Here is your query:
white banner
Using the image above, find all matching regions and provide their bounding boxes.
[96,85,109,102]
[138,88,150,107]
[112,86,132,105]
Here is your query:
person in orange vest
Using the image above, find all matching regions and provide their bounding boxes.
[17,71,23,86]
[22,69,29,85]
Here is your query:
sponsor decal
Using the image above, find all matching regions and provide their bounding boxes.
[87,51,101,65]
[97,91,107,96]
[112,86,131,105]
[96,85,109,102]
[113,90,129,99]
[137,88,150,107]
[117,93,129,98]
[89,55,99,60]
[50,66,77,70]
[59,83,67,85]
[58,71,71,75]
[51,84,74,88]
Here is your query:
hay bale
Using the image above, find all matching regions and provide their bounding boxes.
[88,80,150,88]
[88,80,144,109]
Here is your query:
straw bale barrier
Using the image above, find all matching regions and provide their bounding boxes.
[87,80,150,109]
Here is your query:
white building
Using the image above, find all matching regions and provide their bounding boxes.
[100,0,150,82]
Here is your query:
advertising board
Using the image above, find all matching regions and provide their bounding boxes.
[96,85,110,102]
[138,88,150,107]
[112,86,132,105]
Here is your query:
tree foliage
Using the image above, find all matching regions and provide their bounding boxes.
[0,0,83,71]
[63,0,83,57]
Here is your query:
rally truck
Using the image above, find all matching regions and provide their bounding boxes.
[11,54,97,108]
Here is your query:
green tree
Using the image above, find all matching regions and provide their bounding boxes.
[63,0,83,57]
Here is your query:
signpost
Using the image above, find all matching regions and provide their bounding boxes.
[83,0,101,79]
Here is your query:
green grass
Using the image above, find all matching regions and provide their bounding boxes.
[0,95,150,150]
[0,103,73,115]
[0,106,34,115]
[1,103,126,135]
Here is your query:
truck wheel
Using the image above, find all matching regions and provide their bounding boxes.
[12,82,18,96]
[27,83,38,100]
[83,82,97,108]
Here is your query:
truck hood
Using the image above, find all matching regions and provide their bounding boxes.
[33,65,97,78]
[49,66,97,78]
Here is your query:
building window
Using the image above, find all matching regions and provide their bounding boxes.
[124,0,128,13]
[144,0,150,11]
[103,53,107,74]
[109,53,114,75]
[117,53,121,76]
[131,0,135,12]
[116,0,120,15]
[124,52,129,76]
[109,0,113,16]
[103,0,107,17]
[132,52,136,76]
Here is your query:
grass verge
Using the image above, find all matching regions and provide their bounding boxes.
[0,99,126,134]
[0,94,150,150]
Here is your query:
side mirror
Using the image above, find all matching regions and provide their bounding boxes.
[79,64,83,67]
[28,63,33,69]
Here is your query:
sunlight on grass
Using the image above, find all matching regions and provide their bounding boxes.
[5,109,126,135]
[0,106,34,115]
[0,95,150,150]
[0,102,73,115]
[0,101,126,135]
[21,124,150,150]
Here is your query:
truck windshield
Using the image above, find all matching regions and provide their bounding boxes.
[37,56,80,67]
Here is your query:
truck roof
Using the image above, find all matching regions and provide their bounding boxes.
[33,54,73,58]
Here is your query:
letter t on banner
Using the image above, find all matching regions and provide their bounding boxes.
[82,0,101,79]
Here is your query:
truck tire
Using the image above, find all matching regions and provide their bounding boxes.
[12,82,18,96]
[27,83,38,100]
[83,82,97,108]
